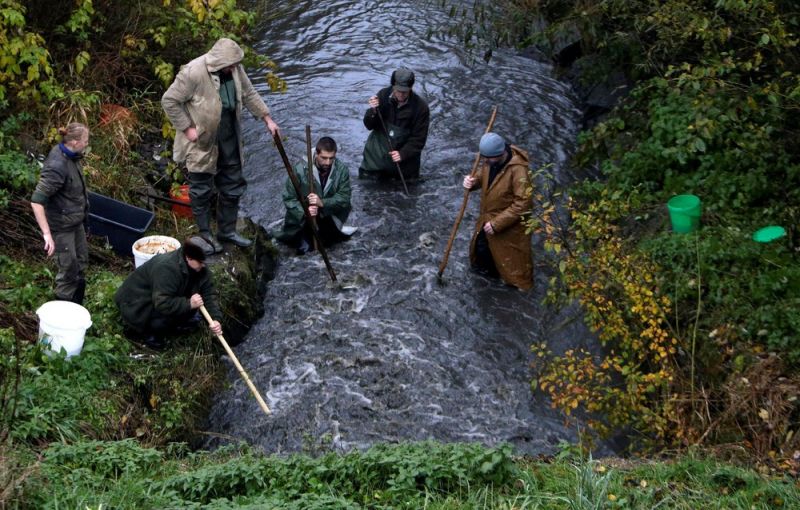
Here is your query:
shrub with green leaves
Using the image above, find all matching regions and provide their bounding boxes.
[0,115,38,207]
[25,441,517,508]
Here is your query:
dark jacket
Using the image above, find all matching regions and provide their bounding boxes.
[468,145,533,290]
[31,145,88,232]
[360,86,429,177]
[277,158,351,240]
[114,248,220,332]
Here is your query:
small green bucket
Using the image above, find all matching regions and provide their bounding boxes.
[667,194,702,233]
[752,225,786,243]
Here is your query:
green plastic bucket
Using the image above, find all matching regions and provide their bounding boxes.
[667,194,701,233]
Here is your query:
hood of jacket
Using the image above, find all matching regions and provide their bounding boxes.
[506,145,530,170]
[205,38,244,72]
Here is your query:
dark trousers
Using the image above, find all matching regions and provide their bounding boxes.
[53,225,88,303]
[286,216,348,250]
[122,308,197,339]
[147,308,197,336]
[472,230,499,277]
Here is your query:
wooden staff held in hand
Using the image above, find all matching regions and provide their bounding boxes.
[306,125,319,252]
[199,305,271,415]
[437,106,498,281]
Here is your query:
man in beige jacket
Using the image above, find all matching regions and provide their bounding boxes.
[162,38,279,252]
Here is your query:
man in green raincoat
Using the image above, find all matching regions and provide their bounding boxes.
[359,68,429,180]
[275,137,353,254]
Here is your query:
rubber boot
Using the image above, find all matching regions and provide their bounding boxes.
[193,206,222,254]
[217,197,251,247]
[70,278,86,305]
[188,175,222,253]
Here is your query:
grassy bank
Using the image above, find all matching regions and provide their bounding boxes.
[4,439,796,508]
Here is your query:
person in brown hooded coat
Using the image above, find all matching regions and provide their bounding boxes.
[462,132,533,290]
[162,38,279,253]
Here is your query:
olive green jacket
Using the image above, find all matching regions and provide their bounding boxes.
[30,145,88,232]
[162,38,270,174]
[277,158,352,240]
[114,248,220,332]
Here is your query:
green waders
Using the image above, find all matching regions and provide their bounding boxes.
[188,72,245,245]
[359,122,412,179]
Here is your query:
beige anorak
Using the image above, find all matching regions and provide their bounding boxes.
[162,38,270,174]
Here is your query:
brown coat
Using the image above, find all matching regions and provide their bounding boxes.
[469,145,533,290]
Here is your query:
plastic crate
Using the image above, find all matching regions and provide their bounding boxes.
[88,192,154,256]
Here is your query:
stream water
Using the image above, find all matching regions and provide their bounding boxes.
[206,0,595,455]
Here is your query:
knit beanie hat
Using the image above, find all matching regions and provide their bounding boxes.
[479,133,505,157]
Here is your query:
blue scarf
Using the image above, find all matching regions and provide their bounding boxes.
[59,143,82,160]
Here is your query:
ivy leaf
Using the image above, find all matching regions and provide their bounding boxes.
[692,138,706,153]
[75,51,90,75]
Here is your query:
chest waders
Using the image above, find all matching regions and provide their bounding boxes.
[361,121,411,176]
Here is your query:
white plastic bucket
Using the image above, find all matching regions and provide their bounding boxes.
[132,235,180,268]
[36,301,92,358]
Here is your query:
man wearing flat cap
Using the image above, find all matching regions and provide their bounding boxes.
[359,68,430,180]
[462,132,533,290]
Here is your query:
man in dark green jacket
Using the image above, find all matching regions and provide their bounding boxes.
[359,68,429,180]
[275,137,353,254]
[114,239,222,349]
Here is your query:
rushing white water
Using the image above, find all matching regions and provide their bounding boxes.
[207,0,598,455]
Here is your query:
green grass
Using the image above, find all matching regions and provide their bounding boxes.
[8,441,796,509]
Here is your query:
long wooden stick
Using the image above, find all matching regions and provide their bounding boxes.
[199,305,271,416]
[272,132,337,282]
[437,106,498,280]
[305,125,318,252]
[375,107,410,195]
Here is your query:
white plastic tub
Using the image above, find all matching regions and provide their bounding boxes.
[132,235,180,268]
[36,301,92,358]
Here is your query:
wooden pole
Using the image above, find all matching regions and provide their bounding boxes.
[437,106,498,280]
[375,108,410,195]
[199,305,271,416]
[272,132,338,282]
[305,125,319,252]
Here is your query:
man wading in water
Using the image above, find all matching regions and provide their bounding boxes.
[275,136,354,254]
[462,132,533,290]
[359,68,430,181]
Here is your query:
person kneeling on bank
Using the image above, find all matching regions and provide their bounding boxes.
[114,238,222,349]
